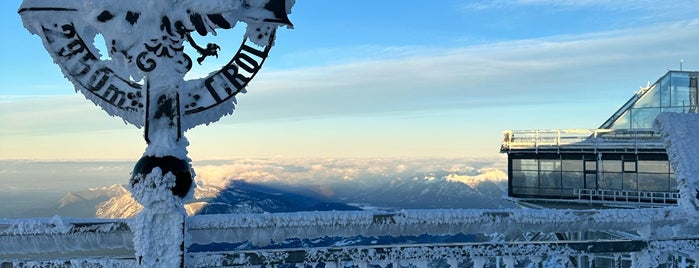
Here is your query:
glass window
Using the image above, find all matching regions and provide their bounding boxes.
[512,170,537,188]
[623,172,637,190]
[671,72,691,108]
[585,174,597,189]
[523,171,538,188]
[660,76,670,107]
[562,160,583,171]
[638,173,669,191]
[540,171,561,188]
[669,174,678,191]
[601,173,623,190]
[638,160,670,173]
[585,160,597,171]
[512,159,538,170]
[631,107,660,129]
[540,159,560,171]
[512,171,526,187]
[562,172,583,189]
[623,161,636,172]
[610,111,631,130]
[602,160,622,172]
[636,83,660,108]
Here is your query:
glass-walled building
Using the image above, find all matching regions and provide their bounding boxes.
[501,71,698,208]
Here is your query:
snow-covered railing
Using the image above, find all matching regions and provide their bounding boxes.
[185,209,698,247]
[2,208,698,267]
[184,238,699,267]
[0,216,132,259]
[501,129,665,152]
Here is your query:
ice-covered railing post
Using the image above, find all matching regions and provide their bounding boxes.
[18,0,293,266]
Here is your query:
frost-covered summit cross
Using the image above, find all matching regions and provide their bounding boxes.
[19,0,293,266]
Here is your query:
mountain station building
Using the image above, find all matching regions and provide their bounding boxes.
[501,70,698,208]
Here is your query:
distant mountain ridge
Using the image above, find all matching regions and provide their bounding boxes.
[51,166,512,218]
[92,181,362,218]
[54,185,129,217]
[315,169,511,210]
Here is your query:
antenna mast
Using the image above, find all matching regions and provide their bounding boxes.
[680,59,684,71]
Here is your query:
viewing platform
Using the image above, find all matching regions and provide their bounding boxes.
[501,129,665,154]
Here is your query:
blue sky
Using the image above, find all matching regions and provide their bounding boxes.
[1,0,699,160]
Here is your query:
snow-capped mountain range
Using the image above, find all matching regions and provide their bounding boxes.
[49,158,512,218]
[5,158,511,218]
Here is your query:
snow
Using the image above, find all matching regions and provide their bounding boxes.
[445,168,507,188]
[2,207,698,266]
[655,112,699,212]
[0,216,131,255]
[6,259,137,268]
[128,169,186,267]
[185,208,699,247]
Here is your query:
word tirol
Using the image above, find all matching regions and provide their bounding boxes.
[188,37,272,115]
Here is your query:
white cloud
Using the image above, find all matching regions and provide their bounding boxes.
[0,95,134,137]
[7,20,697,125]
[236,19,699,121]
[192,157,506,188]
[3,19,698,159]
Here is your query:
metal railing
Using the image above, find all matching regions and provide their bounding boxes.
[573,188,680,205]
[501,129,665,152]
[1,208,698,267]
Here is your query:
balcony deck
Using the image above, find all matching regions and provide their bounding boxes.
[501,129,666,153]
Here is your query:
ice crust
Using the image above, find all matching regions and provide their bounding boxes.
[656,112,699,212]
[128,169,187,267]
[19,0,295,131]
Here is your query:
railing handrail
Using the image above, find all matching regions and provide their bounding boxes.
[501,128,665,152]
[573,188,680,205]
[1,208,698,266]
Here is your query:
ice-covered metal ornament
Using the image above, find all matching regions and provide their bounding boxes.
[19,0,293,198]
[19,0,293,266]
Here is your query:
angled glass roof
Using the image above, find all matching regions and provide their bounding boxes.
[600,71,698,130]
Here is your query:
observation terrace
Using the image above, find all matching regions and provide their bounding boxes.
[500,129,666,154]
